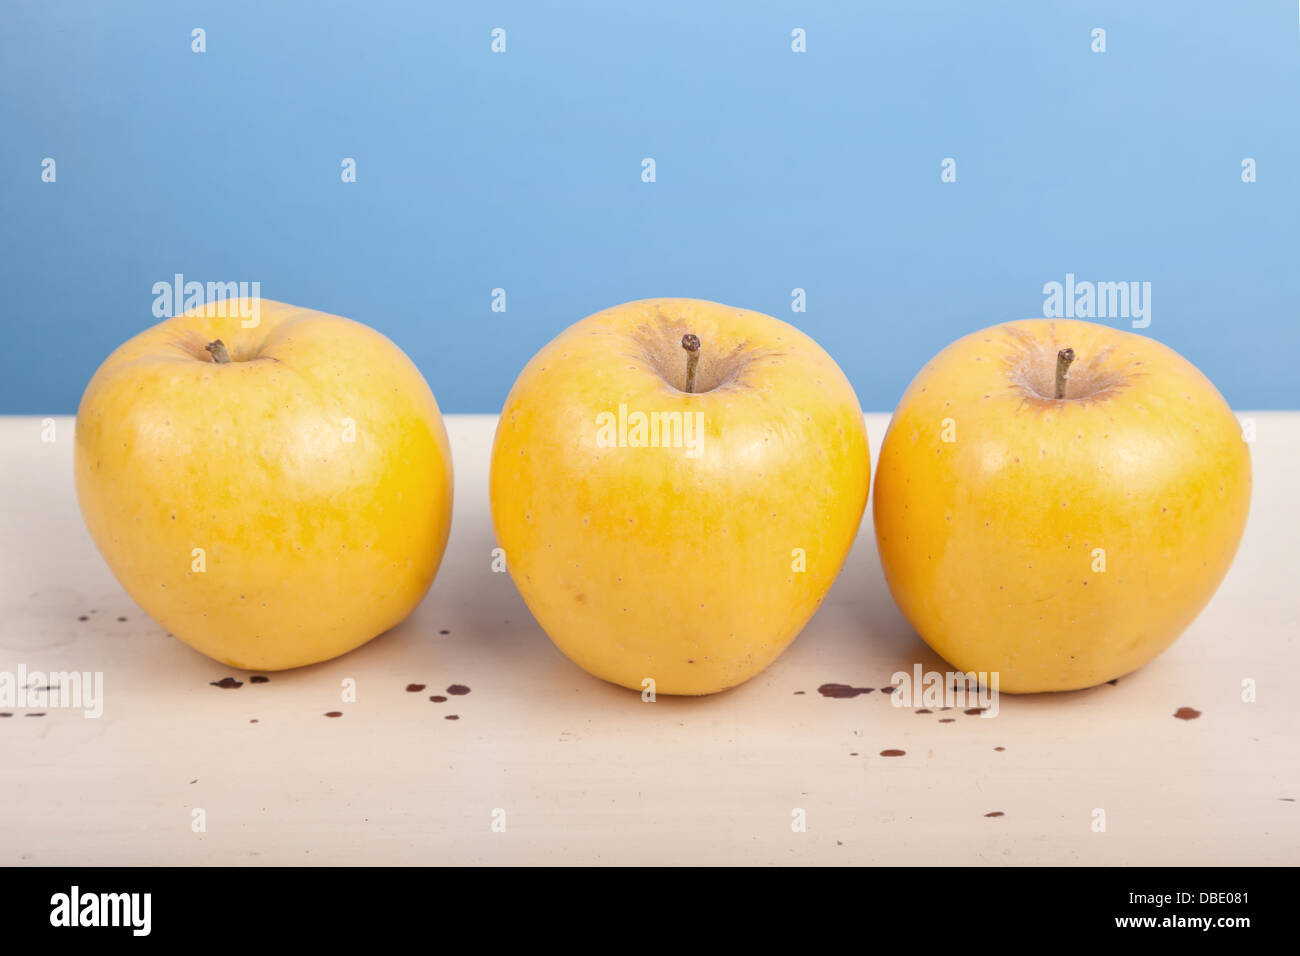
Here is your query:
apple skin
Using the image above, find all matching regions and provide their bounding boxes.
[489,298,871,695]
[74,298,453,670]
[873,319,1251,693]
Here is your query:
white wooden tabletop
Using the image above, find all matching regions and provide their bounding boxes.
[1,413,1296,865]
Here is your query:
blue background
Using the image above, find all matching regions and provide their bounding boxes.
[2,1,1297,413]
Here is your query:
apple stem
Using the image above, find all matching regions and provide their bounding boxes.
[1054,347,1075,400]
[681,333,701,393]
[205,340,232,364]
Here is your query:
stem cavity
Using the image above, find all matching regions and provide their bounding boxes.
[1054,347,1075,400]
[681,333,701,393]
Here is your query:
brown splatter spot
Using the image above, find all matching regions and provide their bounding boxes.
[444,714,460,720]
[117,617,127,622]
[964,708,985,715]
[405,684,426,692]
[26,713,45,718]
[849,752,859,756]
[429,695,447,703]
[189,779,198,785]
[1279,798,1295,802]
[880,749,906,757]
[249,719,259,723]
[77,615,88,622]
[916,709,933,714]
[984,811,1005,818]
[880,686,897,694]
[1174,707,1201,720]
[817,683,874,699]
[210,677,243,689]
[324,711,343,718]
[1107,679,1118,686]
[0,713,11,718]
[446,684,470,696]
[438,629,450,635]
[793,690,806,695]
[249,676,269,684]
[994,746,1006,752]
[939,718,956,723]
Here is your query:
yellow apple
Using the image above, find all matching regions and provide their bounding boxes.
[74,298,453,670]
[489,298,871,695]
[873,319,1250,692]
